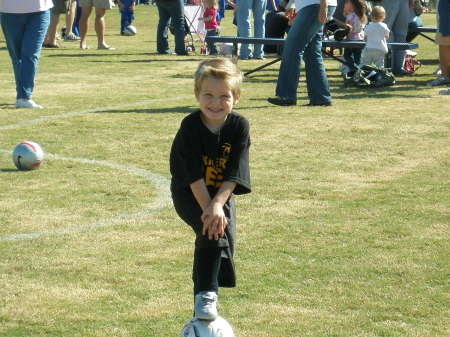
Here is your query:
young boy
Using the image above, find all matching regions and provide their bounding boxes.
[360,5,390,68]
[170,58,251,320]
[117,0,135,35]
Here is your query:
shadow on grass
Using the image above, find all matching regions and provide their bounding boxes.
[45,52,200,61]
[242,77,282,84]
[416,59,440,66]
[329,75,434,87]
[170,74,196,80]
[46,52,130,57]
[91,105,193,114]
[243,69,435,80]
[334,92,431,99]
[328,83,432,97]
[119,57,201,63]
[0,169,18,173]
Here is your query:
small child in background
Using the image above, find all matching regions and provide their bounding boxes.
[117,0,136,35]
[342,0,367,70]
[361,5,390,68]
[200,0,220,55]
[170,58,251,321]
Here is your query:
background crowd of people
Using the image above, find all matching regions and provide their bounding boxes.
[0,0,448,109]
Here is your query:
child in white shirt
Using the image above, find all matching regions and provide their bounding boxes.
[361,5,390,68]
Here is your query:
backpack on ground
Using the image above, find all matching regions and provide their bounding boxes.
[344,65,396,88]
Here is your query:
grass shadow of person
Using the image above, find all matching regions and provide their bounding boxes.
[0,168,20,173]
[91,105,194,114]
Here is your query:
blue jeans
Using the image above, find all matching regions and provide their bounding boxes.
[344,47,362,70]
[275,4,335,104]
[1,10,50,100]
[380,0,409,74]
[120,0,135,32]
[236,0,267,59]
[438,0,450,36]
[73,0,81,36]
[156,0,186,55]
[218,0,226,20]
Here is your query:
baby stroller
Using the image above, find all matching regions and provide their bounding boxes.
[169,19,197,53]
[169,3,207,54]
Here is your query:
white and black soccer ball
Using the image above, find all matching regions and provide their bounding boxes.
[12,141,44,170]
[123,25,137,36]
[180,317,234,337]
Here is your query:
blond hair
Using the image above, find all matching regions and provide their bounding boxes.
[203,0,218,9]
[194,58,243,98]
[371,6,385,21]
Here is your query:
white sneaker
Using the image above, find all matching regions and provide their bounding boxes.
[433,66,442,76]
[64,33,80,41]
[16,99,43,109]
[439,88,450,95]
[194,291,218,320]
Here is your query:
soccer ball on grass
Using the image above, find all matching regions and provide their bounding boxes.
[180,317,234,337]
[12,141,44,170]
[122,25,137,36]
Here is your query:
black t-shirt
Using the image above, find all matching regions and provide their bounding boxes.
[170,110,251,201]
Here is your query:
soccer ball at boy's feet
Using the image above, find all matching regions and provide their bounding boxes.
[180,317,234,337]
[122,25,137,36]
[12,141,44,170]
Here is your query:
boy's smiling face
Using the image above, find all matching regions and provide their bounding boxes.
[195,76,240,130]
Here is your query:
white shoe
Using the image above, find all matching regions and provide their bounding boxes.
[194,291,218,320]
[439,88,450,95]
[16,98,43,109]
[433,66,442,76]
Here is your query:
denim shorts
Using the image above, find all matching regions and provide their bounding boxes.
[438,0,450,36]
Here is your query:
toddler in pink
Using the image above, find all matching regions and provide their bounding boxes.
[201,0,219,55]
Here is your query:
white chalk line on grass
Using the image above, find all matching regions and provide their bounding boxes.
[0,150,172,242]
[0,98,185,242]
[0,96,191,131]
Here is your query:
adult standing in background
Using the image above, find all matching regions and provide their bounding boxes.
[79,0,115,50]
[43,0,79,49]
[378,0,410,76]
[267,0,337,107]
[155,0,187,55]
[427,0,450,87]
[236,0,273,60]
[0,0,52,109]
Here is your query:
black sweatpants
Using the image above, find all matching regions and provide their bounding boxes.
[172,192,237,295]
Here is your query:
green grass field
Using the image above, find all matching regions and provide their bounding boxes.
[0,6,449,337]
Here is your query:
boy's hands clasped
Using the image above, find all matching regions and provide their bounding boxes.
[190,179,236,241]
[201,201,228,240]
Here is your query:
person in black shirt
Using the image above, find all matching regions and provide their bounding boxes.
[170,58,251,321]
[264,10,290,54]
